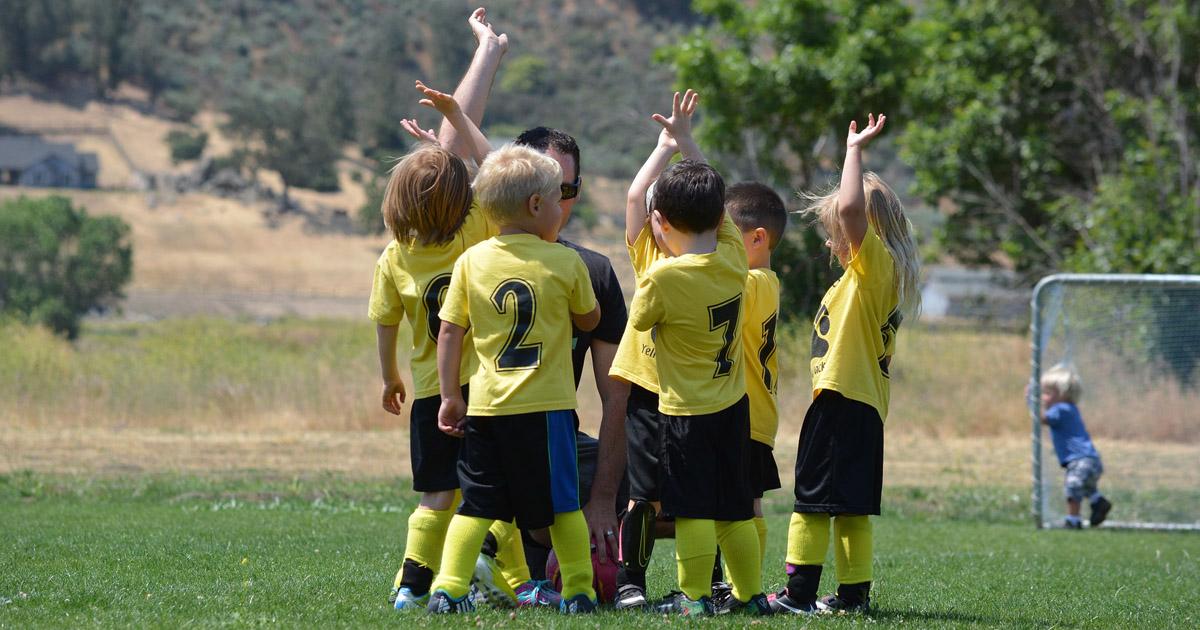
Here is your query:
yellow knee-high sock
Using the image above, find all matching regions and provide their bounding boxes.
[488,520,530,593]
[785,512,830,567]
[548,510,596,600]
[675,517,717,601]
[430,515,493,599]
[754,516,768,570]
[715,519,763,602]
[832,515,873,584]
[394,501,458,588]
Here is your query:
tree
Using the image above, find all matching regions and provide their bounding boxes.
[0,196,132,339]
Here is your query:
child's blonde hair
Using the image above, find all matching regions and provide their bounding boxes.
[380,144,472,246]
[472,144,561,225]
[1041,363,1083,403]
[801,171,922,320]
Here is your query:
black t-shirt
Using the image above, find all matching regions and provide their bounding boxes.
[560,238,627,389]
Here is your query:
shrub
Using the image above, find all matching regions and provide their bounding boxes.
[165,129,208,163]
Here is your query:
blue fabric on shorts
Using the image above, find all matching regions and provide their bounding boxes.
[546,409,581,514]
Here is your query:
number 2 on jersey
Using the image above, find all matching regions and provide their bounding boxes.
[491,279,541,371]
[707,295,742,378]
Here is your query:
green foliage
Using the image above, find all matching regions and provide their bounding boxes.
[772,227,841,323]
[165,129,208,163]
[0,196,131,339]
[659,0,914,189]
[355,172,387,236]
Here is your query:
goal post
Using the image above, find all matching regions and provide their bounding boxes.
[1029,273,1200,531]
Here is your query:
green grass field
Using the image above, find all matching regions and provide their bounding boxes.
[2,473,1197,628]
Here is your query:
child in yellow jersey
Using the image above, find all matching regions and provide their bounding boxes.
[724,182,788,577]
[430,144,602,615]
[371,83,533,611]
[620,90,768,616]
[770,114,922,616]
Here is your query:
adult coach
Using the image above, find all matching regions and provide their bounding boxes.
[435,7,630,573]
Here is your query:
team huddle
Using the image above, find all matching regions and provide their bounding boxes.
[368,7,921,617]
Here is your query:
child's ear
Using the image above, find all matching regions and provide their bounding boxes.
[527,193,541,216]
[754,227,768,246]
[651,209,669,233]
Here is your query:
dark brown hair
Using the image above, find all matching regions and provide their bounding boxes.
[380,144,472,246]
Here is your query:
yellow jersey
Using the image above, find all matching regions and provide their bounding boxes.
[810,231,900,421]
[367,210,497,399]
[608,223,667,393]
[628,217,749,415]
[439,233,598,416]
[742,268,780,447]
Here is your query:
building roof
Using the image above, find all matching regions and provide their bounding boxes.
[0,135,97,172]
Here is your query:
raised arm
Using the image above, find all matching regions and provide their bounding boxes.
[625,90,700,244]
[838,113,887,254]
[416,80,491,165]
[438,7,508,158]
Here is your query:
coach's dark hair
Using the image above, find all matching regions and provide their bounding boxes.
[726,182,788,249]
[651,160,725,234]
[514,127,580,179]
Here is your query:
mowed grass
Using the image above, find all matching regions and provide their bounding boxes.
[1,473,1197,629]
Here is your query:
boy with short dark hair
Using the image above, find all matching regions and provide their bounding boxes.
[725,182,788,574]
[621,90,768,616]
[428,144,601,614]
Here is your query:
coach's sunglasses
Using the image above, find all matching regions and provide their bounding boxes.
[561,176,581,201]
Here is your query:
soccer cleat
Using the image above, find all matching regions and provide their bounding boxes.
[1090,497,1113,527]
[515,579,562,608]
[1064,517,1083,530]
[710,581,733,611]
[656,591,713,616]
[559,593,598,614]
[715,591,772,616]
[816,593,870,614]
[767,589,818,615]
[471,553,517,608]
[426,589,476,614]
[614,583,648,610]
[392,586,429,611]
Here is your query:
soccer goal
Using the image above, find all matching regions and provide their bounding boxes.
[1029,274,1200,530]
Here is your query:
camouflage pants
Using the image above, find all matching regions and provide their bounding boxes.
[1063,456,1103,502]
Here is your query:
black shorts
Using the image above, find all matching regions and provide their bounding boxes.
[660,395,754,521]
[747,440,782,498]
[457,410,582,530]
[409,385,468,493]
[624,384,663,503]
[792,390,884,515]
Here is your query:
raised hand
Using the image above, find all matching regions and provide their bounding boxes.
[651,89,699,145]
[847,113,887,149]
[468,7,508,53]
[399,118,438,144]
[415,80,462,118]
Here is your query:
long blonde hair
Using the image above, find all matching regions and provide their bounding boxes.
[801,171,922,320]
[380,144,472,246]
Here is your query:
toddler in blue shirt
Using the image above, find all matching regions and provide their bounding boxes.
[1039,364,1112,529]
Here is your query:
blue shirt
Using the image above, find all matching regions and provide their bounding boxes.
[1044,402,1100,466]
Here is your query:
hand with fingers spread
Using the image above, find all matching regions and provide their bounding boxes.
[650,89,703,162]
[415,79,492,164]
[468,7,508,54]
[399,118,438,144]
[847,112,887,150]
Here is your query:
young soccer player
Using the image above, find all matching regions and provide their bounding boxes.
[1038,364,1112,529]
[725,182,788,572]
[770,114,922,615]
[374,83,532,610]
[619,90,768,616]
[428,144,601,614]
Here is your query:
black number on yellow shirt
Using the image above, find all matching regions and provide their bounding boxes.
[422,274,453,342]
[759,311,778,392]
[491,279,541,371]
[811,304,830,359]
[707,294,742,379]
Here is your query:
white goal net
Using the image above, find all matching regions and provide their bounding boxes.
[1029,274,1200,530]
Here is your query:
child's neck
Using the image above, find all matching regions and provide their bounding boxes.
[748,250,772,271]
[668,229,718,256]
